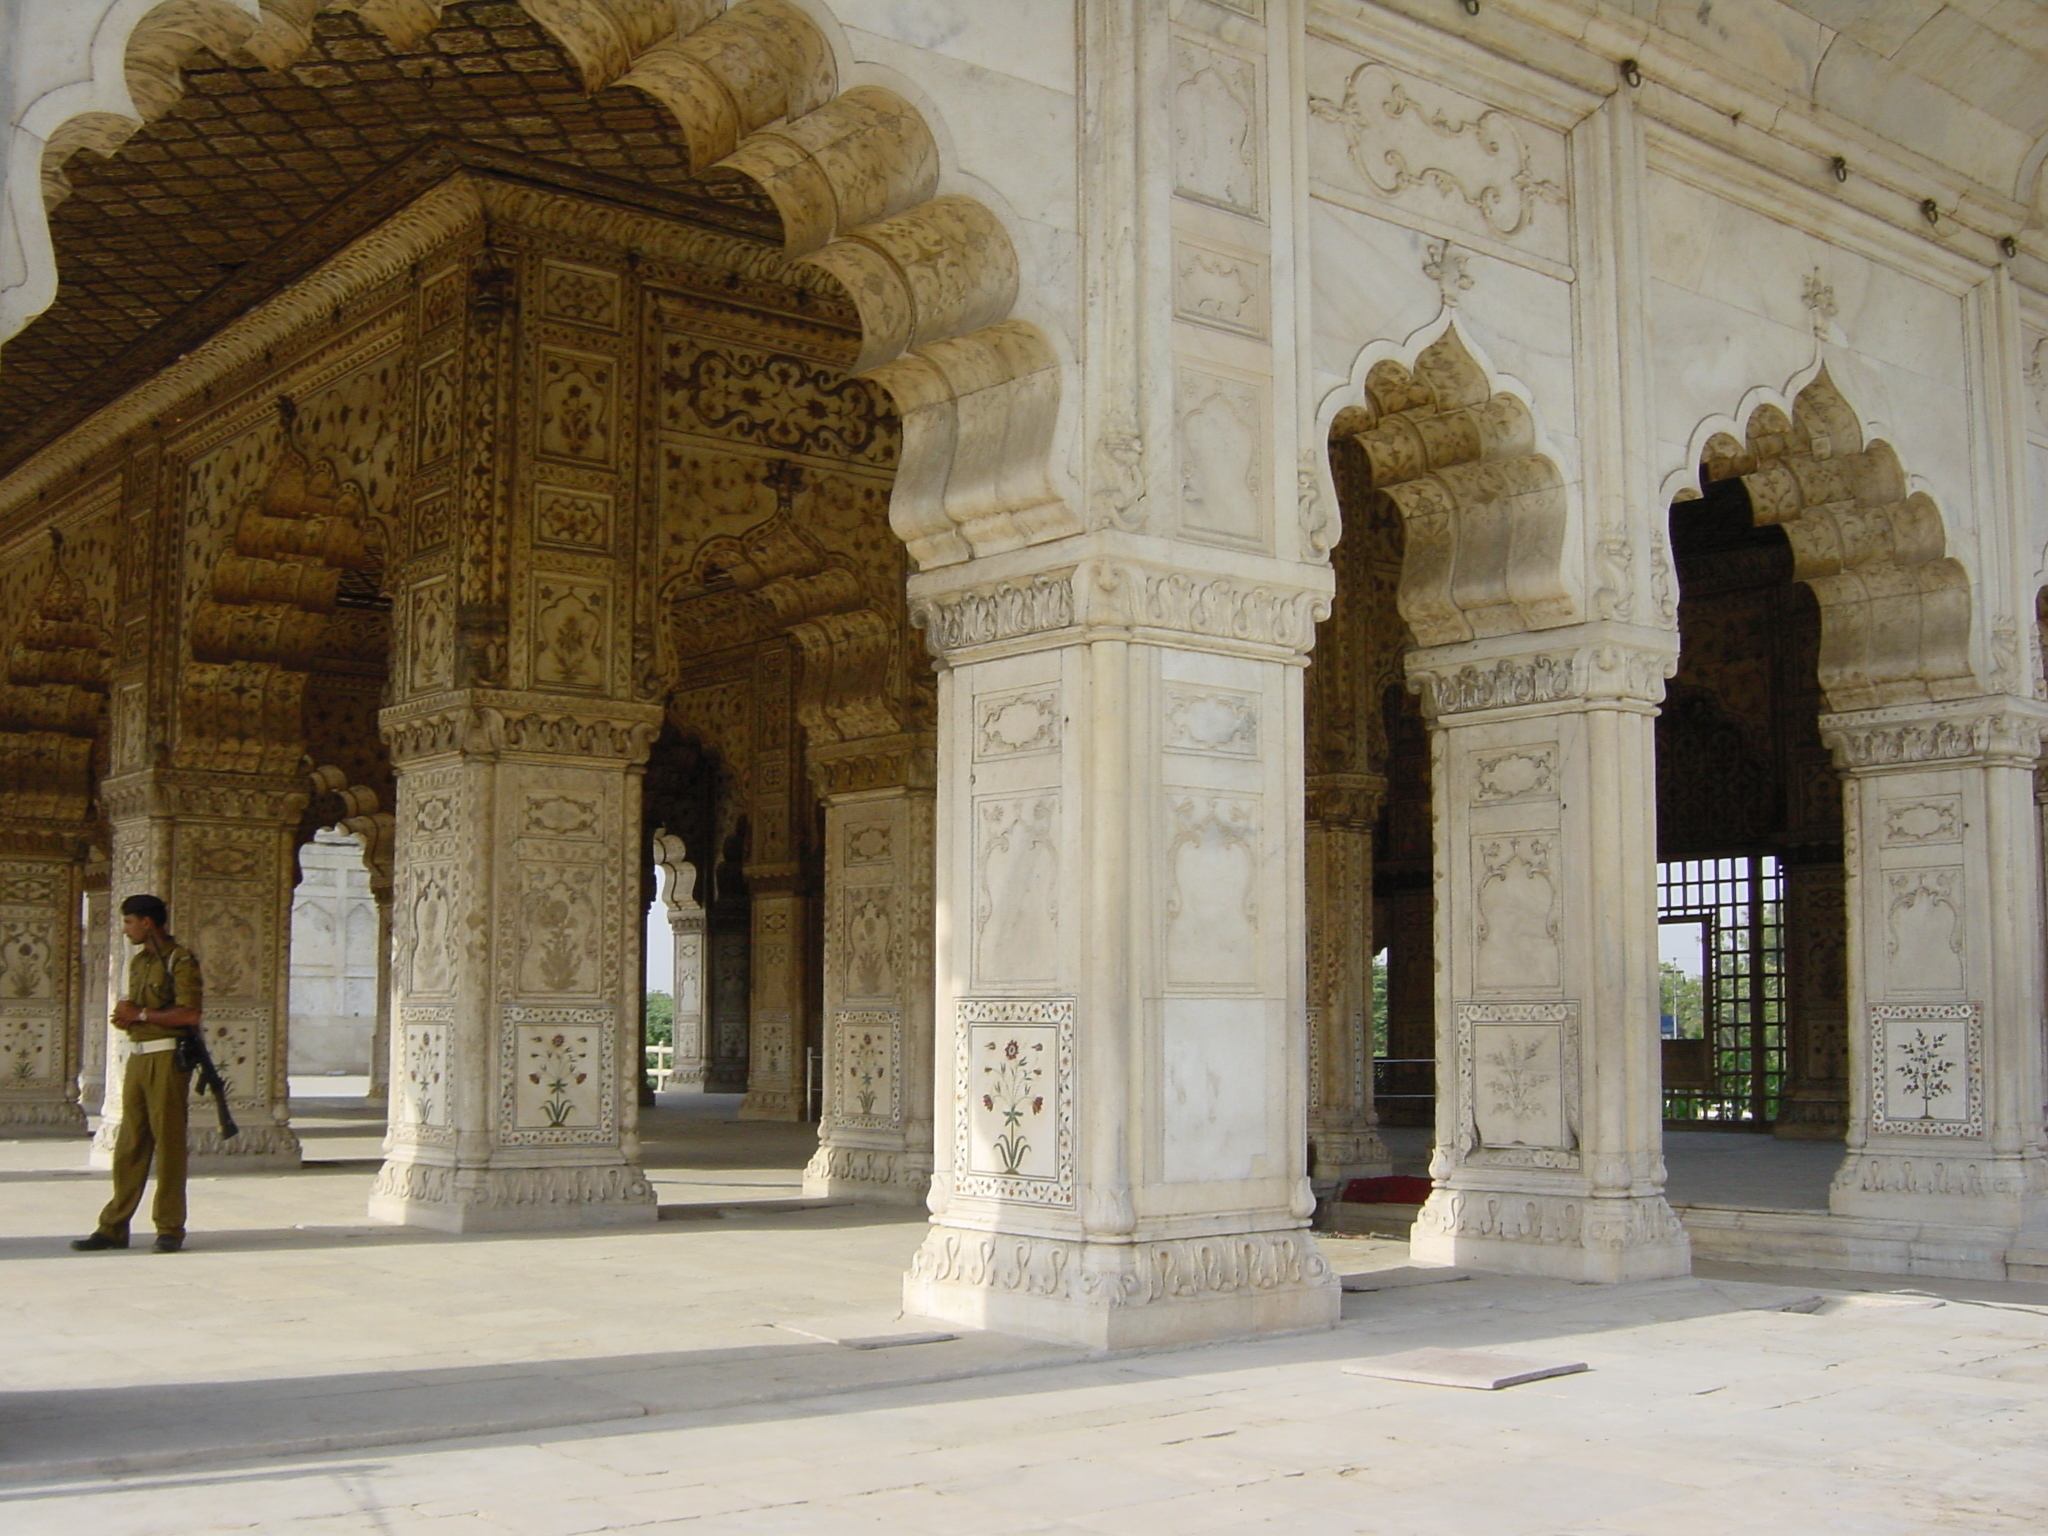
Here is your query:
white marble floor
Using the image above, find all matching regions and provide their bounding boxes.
[7,1094,2043,1532]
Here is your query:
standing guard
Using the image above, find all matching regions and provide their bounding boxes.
[72,894,206,1254]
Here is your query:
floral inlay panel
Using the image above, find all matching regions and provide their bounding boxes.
[1869,1002,1983,1138]
[830,1010,901,1131]
[953,997,1076,1207]
[1454,1001,1580,1170]
[500,1005,615,1145]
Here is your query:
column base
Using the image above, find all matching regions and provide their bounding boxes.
[1829,1148,2048,1230]
[1409,1187,1692,1283]
[737,1087,804,1121]
[903,1224,1340,1350]
[1309,1126,1393,1190]
[1774,1083,1847,1141]
[368,1157,658,1233]
[0,1100,88,1137]
[662,1065,705,1091]
[704,1069,746,1093]
[803,1141,930,1205]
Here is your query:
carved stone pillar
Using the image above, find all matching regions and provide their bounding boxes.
[1823,701,2048,1233]
[662,884,707,1091]
[371,699,662,1231]
[738,643,809,1122]
[704,903,749,1092]
[0,827,89,1136]
[76,874,111,1120]
[804,737,937,1203]
[365,883,392,1104]
[900,560,1340,1348]
[1305,774,1391,1188]
[1405,631,1690,1284]
[1775,856,1848,1139]
[94,771,307,1168]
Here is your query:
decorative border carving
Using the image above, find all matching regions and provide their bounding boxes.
[912,573,1076,653]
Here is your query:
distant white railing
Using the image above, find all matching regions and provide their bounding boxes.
[644,1044,672,1081]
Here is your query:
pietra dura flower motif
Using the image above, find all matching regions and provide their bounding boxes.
[979,1035,1047,1175]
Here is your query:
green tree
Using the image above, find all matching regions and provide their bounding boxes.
[1371,953,1390,1058]
[1659,961,1704,1041]
[644,990,674,1047]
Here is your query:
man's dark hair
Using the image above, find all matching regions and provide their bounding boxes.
[119,894,169,928]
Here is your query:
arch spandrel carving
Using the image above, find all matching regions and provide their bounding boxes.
[1329,325,1578,650]
[1687,369,1979,715]
[9,0,1073,573]
[0,528,116,825]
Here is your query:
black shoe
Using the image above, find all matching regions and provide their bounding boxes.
[70,1231,128,1251]
[153,1234,184,1253]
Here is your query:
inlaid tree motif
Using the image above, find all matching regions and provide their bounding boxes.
[526,1032,593,1128]
[846,1029,888,1117]
[1895,1028,1952,1119]
[980,1036,1047,1175]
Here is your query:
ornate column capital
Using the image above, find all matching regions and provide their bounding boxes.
[378,691,663,766]
[99,767,308,825]
[807,732,937,800]
[1820,696,2048,773]
[1305,772,1387,828]
[1404,622,1678,721]
[908,542,1336,665]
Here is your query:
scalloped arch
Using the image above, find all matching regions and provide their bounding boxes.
[3,0,1069,571]
[1321,320,1579,649]
[1674,368,1978,714]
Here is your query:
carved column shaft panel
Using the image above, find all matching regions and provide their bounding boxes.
[903,559,1341,1350]
[1304,782,1390,1186]
[0,844,87,1135]
[805,774,936,1203]
[1406,631,1690,1284]
[365,888,393,1103]
[704,906,750,1092]
[737,642,809,1121]
[94,773,308,1168]
[1775,858,1847,1140]
[1823,704,2048,1230]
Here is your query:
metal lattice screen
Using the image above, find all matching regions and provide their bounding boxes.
[1658,855,1786,1124]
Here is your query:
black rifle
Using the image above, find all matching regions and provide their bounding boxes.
[174,1029,240,1139]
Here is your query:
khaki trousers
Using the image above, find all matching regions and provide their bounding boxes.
[97,1050,190,1239]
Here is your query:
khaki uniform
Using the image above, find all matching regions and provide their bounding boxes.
[96,941,204,1241]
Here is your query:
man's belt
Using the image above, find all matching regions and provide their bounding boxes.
[129,1037,179,1055]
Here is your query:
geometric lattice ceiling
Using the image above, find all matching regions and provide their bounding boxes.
[0,0,778,471]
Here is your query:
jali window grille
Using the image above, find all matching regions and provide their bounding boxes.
[1658,855,1786,1124]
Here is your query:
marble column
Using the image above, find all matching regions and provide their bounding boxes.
[1405,630,1690,1283]
[703,906,750,1093]
[804,737,937,1202]
[370,697,662,1231]
[76,876,111,1121]
[1823,700,2048,1233]
[1774,855,1848,1140]
[901,559,1340,1348]
[0,827,89,1136]
[738,643,809,1122]
[93,771,307,1168]
[1305,773,1391,1189]
[661,881,707,1090]
[365,885,392,1104]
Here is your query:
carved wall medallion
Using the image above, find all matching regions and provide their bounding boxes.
[1176,365,1268,548]
[1308,59,1568,253]
[1163,684,1260,757]
[973,793,1060,986]
[1868,1002,1983,1138]
[974,686,1062,760]
[1165,795,1261,990]
[1473,835,1560,993]
[1881,796,1961,846]
[540,261,620,329]
[1883,866,1965,994]
[1172,234,1269,339]
[1171,34,1263,217]
[534,485,612,551]
[953,996,1076,1207]
[1471,744,1557,804]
